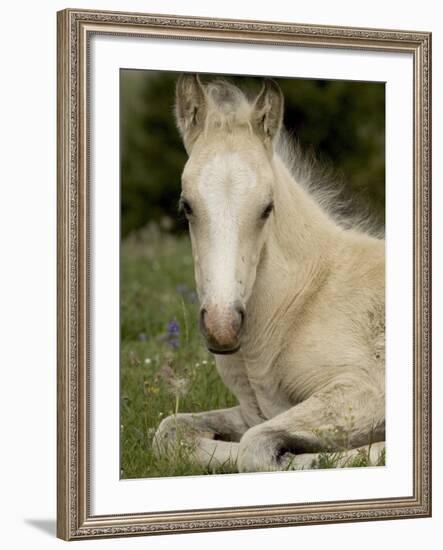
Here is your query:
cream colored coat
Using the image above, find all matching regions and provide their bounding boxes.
[154,76,385,471]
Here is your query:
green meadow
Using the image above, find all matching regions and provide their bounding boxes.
[120,224,384,479]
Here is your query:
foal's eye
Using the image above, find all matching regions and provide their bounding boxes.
[260,201,274,220]
[180,199,194,217]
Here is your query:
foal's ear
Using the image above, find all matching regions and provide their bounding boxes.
[175,74,207,154]
[252,79,284,148]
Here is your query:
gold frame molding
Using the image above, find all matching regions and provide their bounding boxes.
[57,8,432,540]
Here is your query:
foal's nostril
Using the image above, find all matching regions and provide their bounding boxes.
[199,308,208,335]
[199,303,245,353]
[236,305,245,327]
[200,302,245,343]
[234,303,246,332]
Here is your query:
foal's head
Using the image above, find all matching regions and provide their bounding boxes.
[175,75,284,354]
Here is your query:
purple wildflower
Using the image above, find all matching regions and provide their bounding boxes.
[160,319,180,349]
[167,319,180,337]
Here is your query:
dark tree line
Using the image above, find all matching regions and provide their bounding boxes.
[121,71,385,237]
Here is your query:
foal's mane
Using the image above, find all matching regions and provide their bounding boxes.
[202,79,384,239]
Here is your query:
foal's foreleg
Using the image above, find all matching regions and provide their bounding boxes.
[153,406,249,469]
[278,441,386,470]
[237,382,385,472]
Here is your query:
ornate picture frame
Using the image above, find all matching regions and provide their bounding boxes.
[57,8,431,540]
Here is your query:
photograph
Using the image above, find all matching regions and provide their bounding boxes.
[120,70,386,479]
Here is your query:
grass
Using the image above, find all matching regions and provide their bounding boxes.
[121,224,237,479]
[120,224,384,479]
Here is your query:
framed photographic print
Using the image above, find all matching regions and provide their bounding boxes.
[57,8,432,540]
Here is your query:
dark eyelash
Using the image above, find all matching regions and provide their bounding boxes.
[261,201,274,220]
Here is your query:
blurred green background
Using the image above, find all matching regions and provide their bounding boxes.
[121,71,385,237]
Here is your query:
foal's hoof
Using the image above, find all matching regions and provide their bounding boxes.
[238,427,282,472]
[152,413,199,458]
[152,415,177,457]
[278,451,319,470]
[276,451,298,470]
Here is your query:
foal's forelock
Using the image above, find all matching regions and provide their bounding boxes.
[203,81,253,133]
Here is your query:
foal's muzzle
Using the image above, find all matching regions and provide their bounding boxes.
[199,302,245,354]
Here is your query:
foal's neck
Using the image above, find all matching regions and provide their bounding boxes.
[249,156,339,325]
[270,156,338,273]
